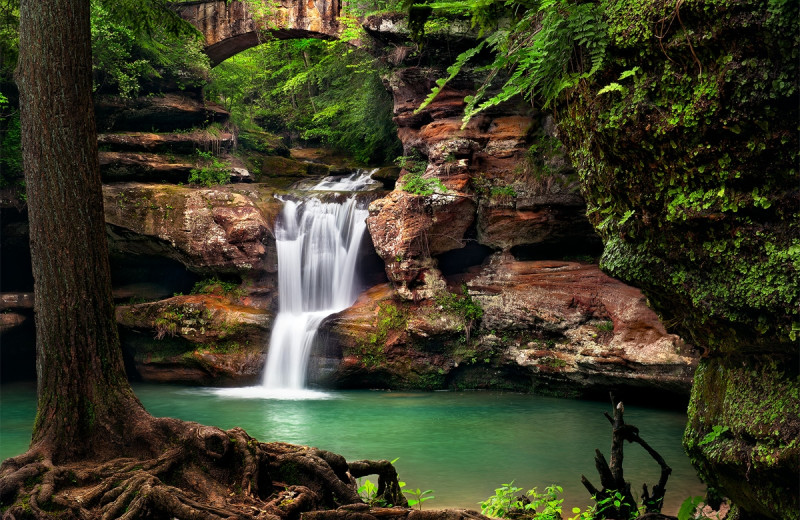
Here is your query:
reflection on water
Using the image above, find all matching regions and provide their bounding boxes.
[0,383,703,514]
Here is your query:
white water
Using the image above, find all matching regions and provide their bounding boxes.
[259,171,375,395]
[310,169,382,191]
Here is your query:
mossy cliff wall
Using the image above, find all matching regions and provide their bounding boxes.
[556,1,798,518]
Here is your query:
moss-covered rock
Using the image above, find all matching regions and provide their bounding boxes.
[558,1,799,516]
[116,293,271,385]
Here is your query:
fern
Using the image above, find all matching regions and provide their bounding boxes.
[418,0,608,128]
[415,40,486,113]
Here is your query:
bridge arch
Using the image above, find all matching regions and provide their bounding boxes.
[174,0,343,66]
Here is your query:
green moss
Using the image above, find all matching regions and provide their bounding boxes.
[560,0,799,353]
[555,1,799,516]
[354,302,407,368]
[684,357,800,519]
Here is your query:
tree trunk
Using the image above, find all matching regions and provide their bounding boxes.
[16,0,148,463]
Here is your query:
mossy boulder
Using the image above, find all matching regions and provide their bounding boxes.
[558,1,799,517]
[116,293,271,385]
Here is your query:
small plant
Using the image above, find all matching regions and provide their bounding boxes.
[595,489,641,519]
[480,483,567,520]
[358,478,380,506]
[191,278,244,300]
[480,481,524,518]
[436,284,483,343]
[395,149,427,175]
[698,425,730,446]
[404,487,435,510]
[189,149,231,187]
[401,171,447,196]
[596,320,614,332]
[490,185,517,199]
[154,305,185,339]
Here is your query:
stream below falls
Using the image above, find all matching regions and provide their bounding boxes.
[0,382,704,515]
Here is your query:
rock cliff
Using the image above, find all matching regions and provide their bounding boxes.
[552,1,799,517]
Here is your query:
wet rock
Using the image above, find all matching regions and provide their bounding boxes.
[103,183,280,278]
[318,256,697,398]
[116,294,271,385]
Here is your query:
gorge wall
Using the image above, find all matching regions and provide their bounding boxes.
[2,1,796,517]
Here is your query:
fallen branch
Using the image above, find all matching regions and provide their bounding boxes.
[581,393,672,518]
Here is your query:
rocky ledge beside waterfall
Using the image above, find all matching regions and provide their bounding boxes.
[0,66,698,401]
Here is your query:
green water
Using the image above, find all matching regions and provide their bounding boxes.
[0,382,703,514]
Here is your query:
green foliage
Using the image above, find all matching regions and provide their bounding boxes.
[677,496,703,520]
[401,171,447,196]
[480,482,581,520]
[404,487,435,510]
[341,0,405,17]
[420,0,608,126]
[90,0,208,98]
[357,478,380,506]
[480,481,524,518]
[0,1,18,79]
[490,185,516,198]
[0,93,21,182]
[697,425,729,447]
[191,278,244,300]
[395,150,428,175]
[154,305,185,339]
[595,320,613,332]
[595,490,640,520]
[436,284,483,343]
[207,37,400,164]
[357,302,406,367]
[189,150,231,187]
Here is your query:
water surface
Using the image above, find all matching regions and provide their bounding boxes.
[0,383,703,514]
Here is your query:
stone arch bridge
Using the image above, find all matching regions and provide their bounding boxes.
[173,0,345,66]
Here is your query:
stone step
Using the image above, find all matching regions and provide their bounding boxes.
[99,152,252,184]
[100,151,195,183]
[98,130,235,155]
[95,93,229,133]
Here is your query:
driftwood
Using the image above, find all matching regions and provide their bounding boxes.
[581,394,673,519]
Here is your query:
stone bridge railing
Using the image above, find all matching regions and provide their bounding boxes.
[173,0,343,66]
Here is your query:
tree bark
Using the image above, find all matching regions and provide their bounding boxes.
[16,0,148,463]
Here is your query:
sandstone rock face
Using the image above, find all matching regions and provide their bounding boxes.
[318,256,696,398]
[367,190,475,299]
[98,131,236,155]
[117,294,271,385]
[0,293,34,333]
[99,152,196,184]
[477,193,598,252]
[103,183,280,278]
[370,66,601,298]
[95,93,229,133]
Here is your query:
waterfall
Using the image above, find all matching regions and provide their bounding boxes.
[261,170,378,393]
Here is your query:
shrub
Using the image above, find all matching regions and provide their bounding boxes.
[401,171,447,196]
[189,150,230,186]
[436,284,483,343]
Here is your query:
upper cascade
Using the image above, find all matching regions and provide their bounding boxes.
[261,170,375,393]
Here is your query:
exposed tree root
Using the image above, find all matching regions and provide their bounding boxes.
[1,419,485,520]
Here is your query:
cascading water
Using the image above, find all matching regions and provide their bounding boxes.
[260,169,379,395]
